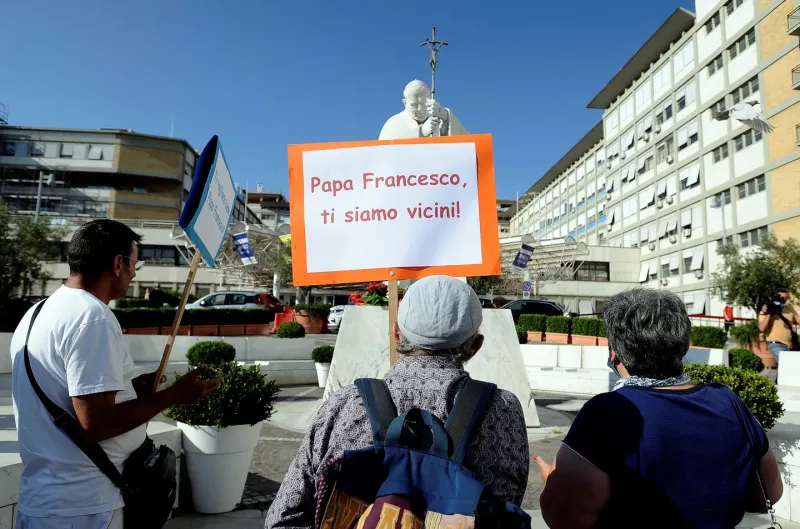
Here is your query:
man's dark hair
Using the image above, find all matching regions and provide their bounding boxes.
[68,220,142,282]
[603,288,691,379]
[776,288,789,295]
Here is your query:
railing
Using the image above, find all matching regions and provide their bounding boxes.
[792,65,800,87]
[789,6,800,32]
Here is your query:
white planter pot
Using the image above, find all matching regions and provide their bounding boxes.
[315,362,330,388]
[177,422,262,514]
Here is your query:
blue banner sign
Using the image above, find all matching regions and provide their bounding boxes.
[233,232,258,265]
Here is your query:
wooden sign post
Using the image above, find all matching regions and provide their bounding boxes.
[287,135,500,369]
[152,135,238,392]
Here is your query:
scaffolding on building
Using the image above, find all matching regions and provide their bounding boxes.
[0,103,8,125]
[499,235,590,295]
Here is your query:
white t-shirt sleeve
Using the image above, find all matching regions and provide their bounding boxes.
[64,319,126,397]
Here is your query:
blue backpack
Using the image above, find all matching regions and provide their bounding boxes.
[314,378,531,529]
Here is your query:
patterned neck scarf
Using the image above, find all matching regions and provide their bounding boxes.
[613,373,692,391]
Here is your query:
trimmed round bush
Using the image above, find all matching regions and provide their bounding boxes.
[684,364,784,430]
[728,348,764,373]
[690,326,727,349]
[312,345,334,364]
[516,325,528,344]
[186,341,236,368]
[277,321,306,338]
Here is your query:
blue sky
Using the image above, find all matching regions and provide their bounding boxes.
[3,0,694,200]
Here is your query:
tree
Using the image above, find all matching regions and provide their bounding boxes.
[467,275,505,295]
[711,234,800,314]
[0,202,63,312]
[218,234,293,289]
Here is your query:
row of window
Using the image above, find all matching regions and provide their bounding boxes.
[2,141,112,161]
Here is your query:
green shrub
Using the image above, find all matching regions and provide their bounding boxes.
[572,317,604,336]
[113,307,274,329]
[518,314,546,333]
[597,319,607,338]
[166,362,280,428]
[684,364,783,429]
[546,316,572,334]
[186,341,237,368]
[515,325,528,344]
[293,303,331,319]
[730,320,760,348]
[311,345,334,364]
[277,321,306,338]
[690,326,727,349]
[116,298,152,309]
[728,348,764,373]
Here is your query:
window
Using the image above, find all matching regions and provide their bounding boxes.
[726,0,745,15]
[683,256,693,273]
[705,11,721,34]
[673,41,695,75]
[2,142,16,156]
[734,129,763,151]
[655,102,673,126]
[620,97,634,123]
[737,174,766,199]
[719,189,732,205]
[60,143,73,158]
[574,262,610,282]
[607,110,619,135]
[661,262,680,278]
[139,246,178,266]
[635,80,652,110]
[680,165,701,190]
[731,76,759,105]
[678,121,698,150]
[718,235,734,246]
[729,29,756,61]
[739,226,769,248]
[712,143,729,163]
[656,137,674,164]
[676,82,696,112]
[653,62,671,93]
[31,142,45,157]
[707,54,723,76]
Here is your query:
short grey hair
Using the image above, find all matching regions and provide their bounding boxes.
[603,289,690,378]
[396,331,478,364]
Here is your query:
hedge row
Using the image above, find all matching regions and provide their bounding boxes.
[690,326,728,349]
[518,315,606,337]
[112,308,274,328]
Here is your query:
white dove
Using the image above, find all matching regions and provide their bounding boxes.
[713,101,774,133]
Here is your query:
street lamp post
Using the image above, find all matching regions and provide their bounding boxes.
[34,172,54,222]
[711,193,726,245]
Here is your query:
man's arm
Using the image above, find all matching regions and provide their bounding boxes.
[758,306,772,333]
[72,370,219,444]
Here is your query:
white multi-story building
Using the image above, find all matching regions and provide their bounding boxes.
[512,0,800,317]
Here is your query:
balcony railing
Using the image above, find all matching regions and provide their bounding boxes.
[793,65,800,90]
[789,6,800,36]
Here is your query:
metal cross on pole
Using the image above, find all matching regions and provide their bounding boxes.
[421,27,447,98]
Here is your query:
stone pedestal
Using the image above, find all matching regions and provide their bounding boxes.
[324,306,540,427]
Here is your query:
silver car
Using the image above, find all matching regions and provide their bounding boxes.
[328,305,345,333]
[187,291,267,310]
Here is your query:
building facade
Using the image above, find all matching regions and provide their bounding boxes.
[246,188,290,231]
[512,0,800,317]
[0,126,259,297]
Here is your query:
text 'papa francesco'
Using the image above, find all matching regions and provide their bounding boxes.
[310,172,467,197]
[318,202,462,224]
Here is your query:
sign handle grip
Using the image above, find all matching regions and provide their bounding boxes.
[388,280,399,366]
[152,250,203,392]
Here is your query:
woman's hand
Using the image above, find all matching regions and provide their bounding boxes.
[534,455,556,484]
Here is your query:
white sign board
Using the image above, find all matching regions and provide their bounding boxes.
[183,139,237,267]
[301,142,481,273]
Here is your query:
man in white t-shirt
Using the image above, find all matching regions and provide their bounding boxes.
[10,219,220,529]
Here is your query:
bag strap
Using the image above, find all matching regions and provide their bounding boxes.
[712,383,775,524]
[444,379,497,464]
[355,378,397,447]
[23,300,133,497]
[777,312,799,349]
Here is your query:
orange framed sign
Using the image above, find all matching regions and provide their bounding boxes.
[287,134,500,286]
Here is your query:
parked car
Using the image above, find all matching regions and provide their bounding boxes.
[500,299,564,324]
[187,291,282,312]
[478,298,496,309]
[328,305,345,333]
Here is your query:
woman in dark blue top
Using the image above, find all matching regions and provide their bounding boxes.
[535,289,783,529]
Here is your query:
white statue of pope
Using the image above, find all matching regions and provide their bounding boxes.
[378,80,468,140]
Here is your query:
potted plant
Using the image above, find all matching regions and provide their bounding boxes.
[166,344,280,514]
[243,308,273,335]
[312,345,334,387]
[570,317,598,346]
[518,314,546,343]
[185,308,221,337]
[546,316,572,344]
[292,303,331,334]
[730,320,774,368]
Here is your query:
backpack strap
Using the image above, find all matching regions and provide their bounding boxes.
[355,378,397,447]
[444,379,497,464]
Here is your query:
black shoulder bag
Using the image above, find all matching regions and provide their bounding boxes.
[23,300,177,529]
[777,312,800,351]
[714,384,781,529]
